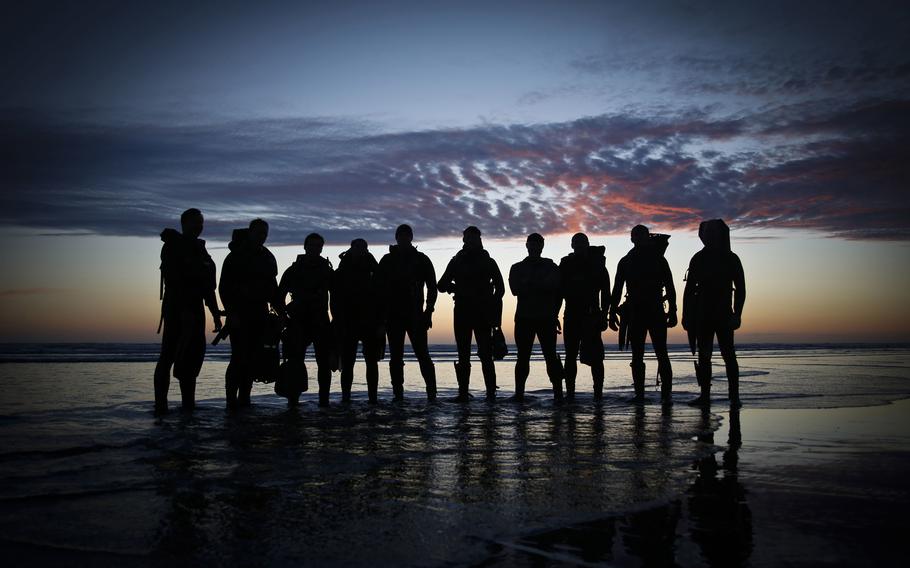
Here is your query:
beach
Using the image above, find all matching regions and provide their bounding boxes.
[0,345,908,566]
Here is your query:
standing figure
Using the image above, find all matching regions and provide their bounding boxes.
[334,239,383,404]
[610,225,677,404]
[219,218,279,409]
[509,233,564,402]
[375,224,438,401]
[559,233,610,401]
[438,226,505,401]
[154,208,222,414]
[277,233,335,407]
[683,219,745,408]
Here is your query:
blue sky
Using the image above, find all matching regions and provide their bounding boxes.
[1,0,909,341]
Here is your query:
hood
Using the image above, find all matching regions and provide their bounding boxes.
[456,246,489,261]
[160,228,182,243]
[698,219,730,251]
[228,228,250,252]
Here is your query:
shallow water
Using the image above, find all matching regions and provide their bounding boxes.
[0,347,909,565]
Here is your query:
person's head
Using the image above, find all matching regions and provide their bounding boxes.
[180,208,204,239]
[463,226,482,250]
[304,232,325,256]
[631,224,650,246]
[571,232,589,254]
[526,233,544,258]
[395,224,413,247]
[248,218,269,246]
[699,219,730,250]
[349,238,368,255]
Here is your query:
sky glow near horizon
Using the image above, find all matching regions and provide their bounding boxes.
[1,0,909,342]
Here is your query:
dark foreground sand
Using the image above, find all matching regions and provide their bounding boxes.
[2,398,908,566]
[484,399,910,566]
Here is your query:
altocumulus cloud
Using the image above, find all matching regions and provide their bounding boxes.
[2,98,908,244]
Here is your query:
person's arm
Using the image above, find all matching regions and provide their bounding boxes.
[437,258,455,294]
[608,259,626,330]
[599,265,611,330]
[732,253,746,329]
[491,259,505,300]
[275,266,292,318]
[662,257,677,327]
[423,255,438,312]
[681,256,697,331]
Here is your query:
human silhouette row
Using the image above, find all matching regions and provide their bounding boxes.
[154,209,745,414]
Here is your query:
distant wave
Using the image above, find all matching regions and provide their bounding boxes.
[0,342,908,363]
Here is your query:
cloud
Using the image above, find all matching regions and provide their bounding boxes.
[1,98,908,244]
[0,288,70,297]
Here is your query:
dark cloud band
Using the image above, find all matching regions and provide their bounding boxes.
[2,99,908,243]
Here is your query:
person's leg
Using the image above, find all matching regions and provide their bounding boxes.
[537,319,564,401]
[689,326,715,406]
[513,319,534,400]
[474,313,496,400]
[717,327,740,407]
[587,329,606,401]
[339,331,358,403]
[174,307,206,411]
[313,324,333,407]
[453,306,473,401]
[562,317,580,400]
[387,319,407,401]
[237,314,260,407]
[154,314,177,414]
[650,322,672,403]
[407,318,437,401]
[629,319,648,402]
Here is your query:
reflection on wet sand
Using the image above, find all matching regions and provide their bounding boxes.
[0,395,744,565]
[483,406,752,567]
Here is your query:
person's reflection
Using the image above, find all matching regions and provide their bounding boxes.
[688,407,753,567]
[150,418,210,562]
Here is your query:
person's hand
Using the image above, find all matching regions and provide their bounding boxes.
[681,314,690,331]
[730,313,742,330]
[666,309,678,328]
[608,311,619,332]
[212,313,223,332]
[599,309,610,332]
[423,309,433,330]
[555,318,562,335]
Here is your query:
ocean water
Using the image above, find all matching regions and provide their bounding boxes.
[0,344,908,565]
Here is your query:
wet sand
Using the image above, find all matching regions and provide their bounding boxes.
[1,350,909,566]
[483,399,910,566]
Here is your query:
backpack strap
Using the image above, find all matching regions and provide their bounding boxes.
[156,271,165,334]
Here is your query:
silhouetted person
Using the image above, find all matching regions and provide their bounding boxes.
[333,238,382,404]
[277,233,335,407]
[438,226,505,401]
[559,233,609,401]
[509,233,564,401]
[610,225,677,404]
[154,208,222,414]
[219,218,279,409]
[375,224,438,401]
[683,219,745,407]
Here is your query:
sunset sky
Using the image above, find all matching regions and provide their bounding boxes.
[2,0,909,343]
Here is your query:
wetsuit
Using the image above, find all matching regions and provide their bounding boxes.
[278,254,335,406]
[509,255,564,399]
[334,249,382,403]
[154,228,218,411]
[612,246,676,400]
[219,239,278,407]
[438,247,505,399]
[559,246,610,399]
[375,244,438,400]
